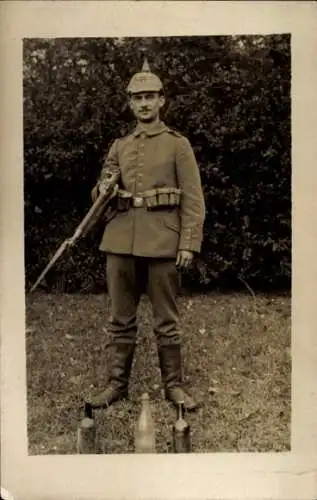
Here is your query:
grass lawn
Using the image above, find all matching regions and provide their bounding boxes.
[26,291,291,454]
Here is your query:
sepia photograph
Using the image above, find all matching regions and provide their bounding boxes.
[24,34,291,455]
[2,2,317,499]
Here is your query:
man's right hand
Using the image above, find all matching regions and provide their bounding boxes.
[91,183,118,203]
[99,181,118,197]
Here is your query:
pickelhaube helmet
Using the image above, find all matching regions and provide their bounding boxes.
[127,58,163,94]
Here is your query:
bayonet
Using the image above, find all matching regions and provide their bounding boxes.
[29,170,119,293]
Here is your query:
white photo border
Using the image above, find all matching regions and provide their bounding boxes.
[1,1,317,499]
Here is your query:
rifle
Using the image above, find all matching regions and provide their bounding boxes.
[29,170,120,293]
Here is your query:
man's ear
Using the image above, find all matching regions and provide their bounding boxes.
[128,97,134,111]
[159,95,166,108]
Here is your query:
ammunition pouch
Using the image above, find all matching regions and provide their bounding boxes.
[143,187,181,209]
[116,187,182,211]
[117,189,133,211]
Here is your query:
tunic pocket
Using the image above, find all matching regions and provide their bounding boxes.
[163,220,180,233]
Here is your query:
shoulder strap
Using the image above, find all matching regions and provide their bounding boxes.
[166,127,183,138]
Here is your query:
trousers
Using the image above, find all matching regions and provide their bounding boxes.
[106,254,181,346]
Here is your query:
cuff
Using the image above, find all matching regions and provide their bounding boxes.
[179,226,203,253]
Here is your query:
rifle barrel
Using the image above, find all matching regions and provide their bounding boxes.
[28,177,119,293]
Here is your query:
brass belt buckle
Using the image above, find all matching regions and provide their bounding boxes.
[134,196,143,207]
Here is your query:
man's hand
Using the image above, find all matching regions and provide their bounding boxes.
[176,250,194,269]
[91,183,118,203]
[99,181,118,198]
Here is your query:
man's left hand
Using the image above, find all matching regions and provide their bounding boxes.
[176,250,194,269]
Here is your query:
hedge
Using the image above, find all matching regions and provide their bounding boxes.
[23,35,291,293]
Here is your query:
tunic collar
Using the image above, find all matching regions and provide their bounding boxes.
[132,121,169,138]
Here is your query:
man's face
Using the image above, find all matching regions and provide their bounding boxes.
[129,92,165,122]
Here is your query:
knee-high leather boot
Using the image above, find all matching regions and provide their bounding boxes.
[158,343,199,412]
[86,341,135,409]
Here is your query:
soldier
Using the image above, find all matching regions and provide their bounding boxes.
[87,59,205,412]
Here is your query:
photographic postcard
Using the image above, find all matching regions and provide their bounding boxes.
[1,1,317,499]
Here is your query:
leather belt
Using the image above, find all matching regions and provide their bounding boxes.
[132,196,144,208]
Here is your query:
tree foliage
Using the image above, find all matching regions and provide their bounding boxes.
[23,35,291,293]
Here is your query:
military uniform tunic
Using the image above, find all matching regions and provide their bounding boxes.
[93,120,205,346]
[96,121,205,258]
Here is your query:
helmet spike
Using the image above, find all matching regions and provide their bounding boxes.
[141,57,151,72]
[127,57,163,94]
